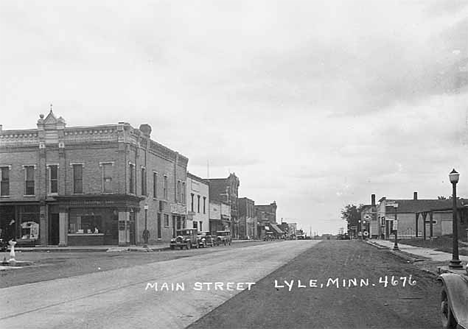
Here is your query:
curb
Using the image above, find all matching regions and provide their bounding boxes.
[365,240,429,263]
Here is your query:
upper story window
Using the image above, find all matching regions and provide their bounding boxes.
[72,164,83,194]
[203,196,206,214]
[197,195,201,213]
[191,193,194,212]
[176,180,181,203]
[129,163,135,194]
[24,166,35,195]
[48,165,58,194]
[153,172,158,198]
[0,166,10,196]
[101,163,114,193]
[181,182,186,205]
[141,167,147,196]
[163,175,168,199]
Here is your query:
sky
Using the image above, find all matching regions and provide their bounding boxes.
[1,0,468,235]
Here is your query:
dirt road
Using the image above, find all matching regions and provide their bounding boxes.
[189,240,442,329]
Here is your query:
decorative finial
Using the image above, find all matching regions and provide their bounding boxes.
[50,104,53,112]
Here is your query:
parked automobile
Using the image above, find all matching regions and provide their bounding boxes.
[337,233,350,240]
[197,232,215,248]
[170,229,198,250]
[216,230,232,246]
[438,271,468,329]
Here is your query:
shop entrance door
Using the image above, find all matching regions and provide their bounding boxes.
[129,212,136,245]
[48,213,59,245]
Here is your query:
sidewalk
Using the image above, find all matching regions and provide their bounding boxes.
[9,238,260,253]
[11,243,169,253]
[366,239,468,275]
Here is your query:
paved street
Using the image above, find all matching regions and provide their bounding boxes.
[0,240,268,288]
[190,240,443,329]
[0,240,318,329]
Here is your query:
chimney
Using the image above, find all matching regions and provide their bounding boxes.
[413,192,418,200]
[371,194,376,206]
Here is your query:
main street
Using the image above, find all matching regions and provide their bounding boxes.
[1,240,318,329]
[1,240,442,329]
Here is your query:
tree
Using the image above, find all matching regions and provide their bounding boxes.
[341,204,364,232]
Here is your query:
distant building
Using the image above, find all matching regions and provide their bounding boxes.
[288,222,297,238]
[206,173,240,237]
[255,201,282,239]
[238,197,257,239]
[186,172,209,233]
[377,192,466,240]
[209,200,230,235]
[0,111,188,246]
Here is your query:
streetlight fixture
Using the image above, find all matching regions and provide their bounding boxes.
[449,169,463,269]
[393,204,399,251]
[358,220,362,239]
[143,204,149,248]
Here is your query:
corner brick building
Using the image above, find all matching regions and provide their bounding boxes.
[0,111,187,246]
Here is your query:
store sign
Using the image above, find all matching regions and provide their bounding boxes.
[170,203,187,214]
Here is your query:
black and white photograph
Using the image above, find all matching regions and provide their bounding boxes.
[1,1,468,328]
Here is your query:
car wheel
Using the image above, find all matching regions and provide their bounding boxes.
[441,287,457,329]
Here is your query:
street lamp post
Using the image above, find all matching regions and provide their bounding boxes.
[143,204,149,248]
[449,169,463,269]
[393,204,399,251]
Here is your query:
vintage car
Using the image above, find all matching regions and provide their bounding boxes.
[216,230,232,246]
[438,269,468,329]
[170,229,198,250]
[197,232,215,248]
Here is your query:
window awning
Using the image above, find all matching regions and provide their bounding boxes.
[270,224,284,234]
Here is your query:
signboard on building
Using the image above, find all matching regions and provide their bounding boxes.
[170,203,187,214]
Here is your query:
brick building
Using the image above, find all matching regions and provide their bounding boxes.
[208,200,231,235]
[207,173,240,238]
[186,172,209,233]
[0,111,187,246]
[238,197,257,239]
[255,201,280,239]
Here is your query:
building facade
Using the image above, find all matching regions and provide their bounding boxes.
[377,192,462,240]
[255,201,278,239]
[238,197,257,239]
[186,172,209,233]
[0,111,187,246]
[207,173,240,237]
[209,200,230,235]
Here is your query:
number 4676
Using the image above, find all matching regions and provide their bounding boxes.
[379,275,417,287]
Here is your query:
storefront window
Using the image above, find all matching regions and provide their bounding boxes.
[69,212,102,234]
[19,205,40,241]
